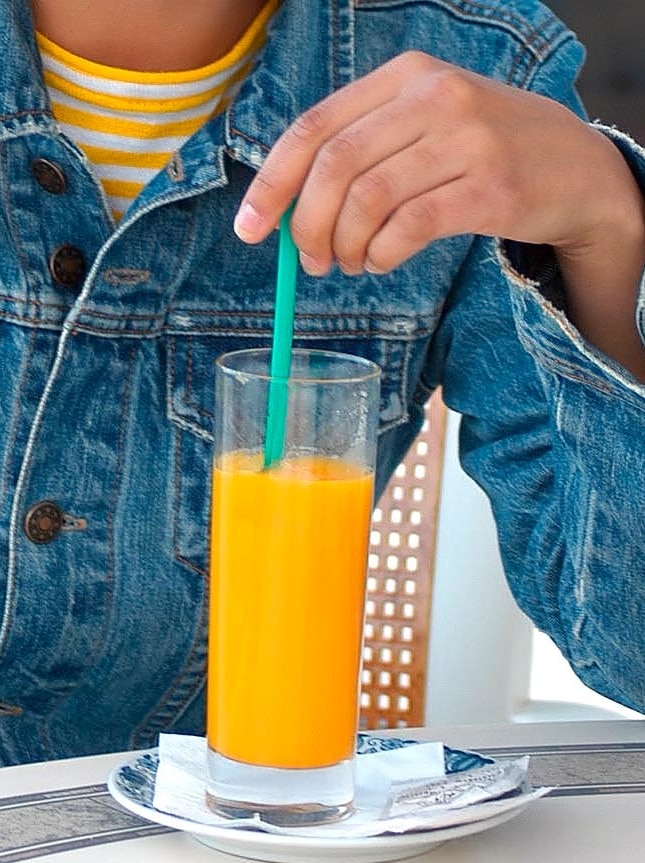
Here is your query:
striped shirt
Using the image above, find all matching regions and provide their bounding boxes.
[37,1,277,220]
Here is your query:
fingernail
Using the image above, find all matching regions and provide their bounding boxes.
[299,252,328,276]
[365,260,386,275]
[337,260,363,277]
[234,201,264,242]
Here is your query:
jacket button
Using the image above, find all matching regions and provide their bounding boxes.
[49,245,87,289]
[30,158,67,194]
[23,501,64,544]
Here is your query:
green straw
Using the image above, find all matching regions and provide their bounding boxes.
[263,202,298,468]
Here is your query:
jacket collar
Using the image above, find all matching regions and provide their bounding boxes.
[0,0,356,169]
[224,0,356,170]
[0,1,52,122]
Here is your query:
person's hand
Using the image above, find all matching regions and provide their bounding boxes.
[233,50,641,278]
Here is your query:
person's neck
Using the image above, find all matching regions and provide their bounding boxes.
[31,0,268,71]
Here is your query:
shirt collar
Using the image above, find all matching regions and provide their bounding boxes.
[0,0,356,178]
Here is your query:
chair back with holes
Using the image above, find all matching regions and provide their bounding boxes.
[359,390,447,729]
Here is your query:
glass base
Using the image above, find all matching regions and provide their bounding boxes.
[205,748,355,827]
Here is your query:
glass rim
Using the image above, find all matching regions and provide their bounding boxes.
[215,347,381,385]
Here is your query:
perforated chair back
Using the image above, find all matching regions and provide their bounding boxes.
[359,391,447,729]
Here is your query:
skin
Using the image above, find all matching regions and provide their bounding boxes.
[31,2,645,380]
[235,52,645,381]
[30,0,267,70]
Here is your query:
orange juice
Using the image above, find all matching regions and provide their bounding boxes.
[208,452,374,770]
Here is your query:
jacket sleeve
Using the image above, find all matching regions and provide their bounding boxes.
[424,46,645,713]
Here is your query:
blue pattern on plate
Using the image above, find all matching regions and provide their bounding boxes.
[114,736,493,812]
[355,733,492,773]
[117,752,158,807]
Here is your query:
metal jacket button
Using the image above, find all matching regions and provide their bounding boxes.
[30,158,67,195]
[49,245,87,289]
[23,500,64,544]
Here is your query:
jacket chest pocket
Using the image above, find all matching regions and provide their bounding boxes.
[166,326,431,574]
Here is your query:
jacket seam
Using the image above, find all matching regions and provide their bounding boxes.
[355,0,567,61]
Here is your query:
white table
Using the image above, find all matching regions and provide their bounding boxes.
[1,720,644,862]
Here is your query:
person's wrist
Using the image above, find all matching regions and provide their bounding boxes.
[554,127,645,268]
[551,139,645,380]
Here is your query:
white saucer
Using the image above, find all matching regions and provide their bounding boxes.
[107,749,533,863]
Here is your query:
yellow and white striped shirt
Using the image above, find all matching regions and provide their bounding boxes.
[37,1,277,221]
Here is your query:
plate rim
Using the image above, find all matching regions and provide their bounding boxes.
[106,755,531,855]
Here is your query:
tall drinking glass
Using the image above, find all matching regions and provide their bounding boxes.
[206,347,380,826]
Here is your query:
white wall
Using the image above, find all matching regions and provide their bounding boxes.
[424,409,533,724]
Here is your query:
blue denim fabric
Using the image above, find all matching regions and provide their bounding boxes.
[0,0,644,764]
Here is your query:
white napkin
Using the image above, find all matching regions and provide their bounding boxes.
[153,734,549,839]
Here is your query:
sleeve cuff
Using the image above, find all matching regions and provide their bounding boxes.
[501,240,566,311]
[495,240,645,400]
[497,124,645,393]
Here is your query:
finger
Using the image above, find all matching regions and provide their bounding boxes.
[329,136,465,274]
[234,52,446,244]
[290,100,439,275]
[290,65,474,273]
[363,177,490,273]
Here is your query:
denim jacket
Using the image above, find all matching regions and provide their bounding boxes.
[0,0,644,763]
